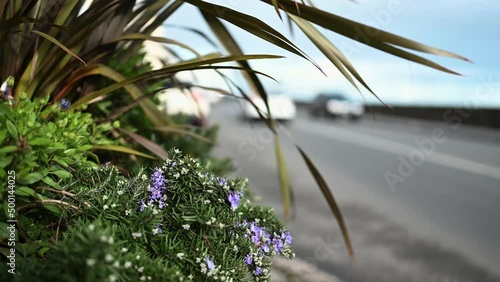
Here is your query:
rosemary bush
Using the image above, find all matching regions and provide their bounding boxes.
[2,150,293,281]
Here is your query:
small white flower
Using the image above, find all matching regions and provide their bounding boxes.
[219,223,225,228]
[182,224,190,230]
[88,224,95,231]
[137,266,144,273]
[132,232,142,239]
[140,276,146,281]
[113,261,120,268]
[103,195,109,200]
[109,274,117,282]
[111,204,116,208]
[195,257,201,263]
[136,255,141,260]
[152,228,159,235]
[176,253,185,259]
[108,237,114,244]
[255,218,260,223]
[103,205,109,210]
[122,248,128,253]
[206,221,212,225]
[152,209,159,215]
[86,258,96,267]
[100,235,108,242]
[117,190,124,195]
[181,167,188,174]
[148,276,152,280]
[174,173,180,179]
[207,190,213,193]
[125,210,131,216]
[124,261,132,268]
[204,200,211,204]
[105,254,114,262]
[141,174,148,181]
[211,217,216,222]
[174,148,181,154]
[188,274,193,280]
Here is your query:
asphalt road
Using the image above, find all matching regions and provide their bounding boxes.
[209,100,500,282]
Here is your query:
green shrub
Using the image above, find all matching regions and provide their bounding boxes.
[1,150,293,281]
[0,96,116,247]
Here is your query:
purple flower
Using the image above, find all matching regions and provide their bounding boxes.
[145,168,167,210]
[151,168,165,188]
[282,231,292,245]
[272,237,284,253]
[139,200,146,212]
[157,225,163,233]
[219,177,226,186]
[206,256,215,270]
[261,244,270,253]
[255,267,263,275]
[228,191,242,210]
[171,162,176,167]
[251,234,260,245]
[104,162,111,167]
[244,253,253,265]
[60,98,71,110]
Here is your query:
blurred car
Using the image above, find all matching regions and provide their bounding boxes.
[310,93,364,120]
[157,89,211,126]
[242,94,297,121]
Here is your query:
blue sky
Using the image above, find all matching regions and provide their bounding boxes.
[164,0,500,107]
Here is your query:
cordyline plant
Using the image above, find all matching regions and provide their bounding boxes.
[1,149,294,281]
[0,0,469,257]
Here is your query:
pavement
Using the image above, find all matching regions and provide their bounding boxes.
[210,100,500,282]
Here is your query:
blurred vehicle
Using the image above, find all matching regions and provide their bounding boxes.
[242,94,297,121]
[310,93,364,120]
[158,89,210,126]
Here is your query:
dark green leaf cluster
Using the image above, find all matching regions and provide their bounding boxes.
[0,97,116,222]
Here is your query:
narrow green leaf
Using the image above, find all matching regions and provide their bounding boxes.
[6,120,17,140]
[201,12,274,123]
[274,136,292,220]
[0,155,14,168]
[42,176,62,190]
[297,146,354,258]
[0,146,16,153]
[119,128,169,160]
[17,172,43,185]
[92,145,156,160]
[109,33,201,57]
[15,187,36,196]
[49,170,71,179]
[29,137,52,146]
[31,30,86,66]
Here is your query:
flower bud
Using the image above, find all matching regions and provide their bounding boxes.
[112,120,120,128]
[6,76,14,88]
[19,92,28,101]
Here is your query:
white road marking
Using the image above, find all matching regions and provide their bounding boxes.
[300,124,500,181]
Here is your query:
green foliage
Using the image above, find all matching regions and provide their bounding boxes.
[1,150,293,281]
[0,0,468,258]
[0,96,116,221]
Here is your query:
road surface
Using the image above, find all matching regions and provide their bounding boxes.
[210,100,500,282]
